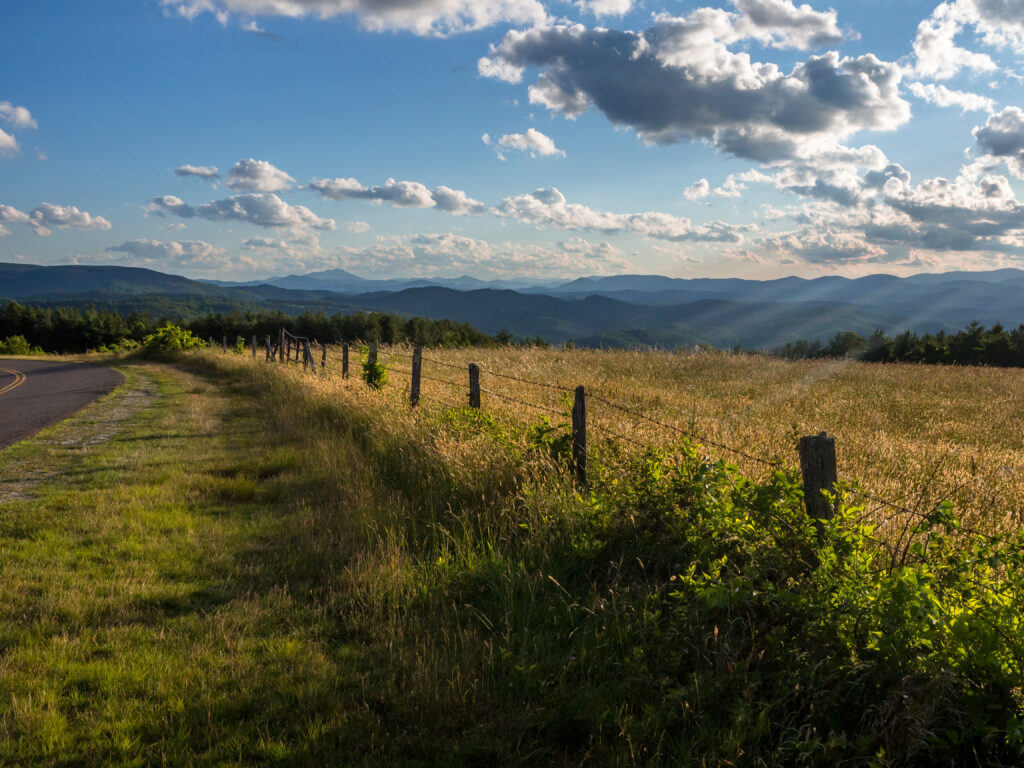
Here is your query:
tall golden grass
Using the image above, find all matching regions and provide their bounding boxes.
[270,343,1024,539]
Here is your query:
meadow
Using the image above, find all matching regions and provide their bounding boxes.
[2,344,1024,765]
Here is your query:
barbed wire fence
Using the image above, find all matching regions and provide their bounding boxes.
[225,329,1020,571]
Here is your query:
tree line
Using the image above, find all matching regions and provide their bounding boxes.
[774,322,1024,367]
[0,301,536,354]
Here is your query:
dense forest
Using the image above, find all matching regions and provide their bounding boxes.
[0,301,508,354]
[775,322,1024,366]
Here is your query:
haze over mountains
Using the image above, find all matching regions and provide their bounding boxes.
[3,261,1023,350]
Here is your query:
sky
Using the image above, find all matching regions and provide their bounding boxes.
[2,0,1024,282]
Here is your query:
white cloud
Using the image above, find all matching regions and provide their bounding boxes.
[494,128,564,160]
[908,0,1024,81]
[481,18,909,162]
[0,102,37,130]
[345,220,371,233]
[907,82,995,112]
[1,203,113,236]
[974,106,1024,177]
[732,0,847,49]
[576,0,632,18]
[684,179,711,200]
[148,192,336,230]
[226,158,295,192]
[308,176,485,214]
[175,163,220,179]
[106,239,226,266]
[160,0,548,37]
[0,128,19,157]
[495,186,753,243]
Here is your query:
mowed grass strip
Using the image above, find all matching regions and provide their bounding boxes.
[0,364,386,766]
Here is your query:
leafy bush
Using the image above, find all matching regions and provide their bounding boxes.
[362,359,388,389]
[0,335,44,355]
[141,324,206,352]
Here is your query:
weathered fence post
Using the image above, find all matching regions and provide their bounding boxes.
[368,341,378,369]
[342,343,349,378]
[251,335,257,358]
[208,336,214,348]
[265,335,272,361]
[572,385,587,489]
[222,336,227,353]
[411,346,422,407]
[799,432,838,528]
[468,363,480,409]
[277,329,284,362]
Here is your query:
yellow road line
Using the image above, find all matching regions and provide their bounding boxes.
[0,368,27,397]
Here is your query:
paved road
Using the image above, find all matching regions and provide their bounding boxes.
[0,359,125,449]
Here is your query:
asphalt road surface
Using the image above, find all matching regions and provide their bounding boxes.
[0,359,125,449]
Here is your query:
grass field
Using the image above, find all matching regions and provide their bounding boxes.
[2,347,1024,765]
[351,343,1024,537]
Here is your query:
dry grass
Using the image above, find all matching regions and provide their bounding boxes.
[275,343,1024,539]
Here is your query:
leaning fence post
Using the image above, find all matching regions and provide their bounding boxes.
[468,363,480,408]
[572,385,587,489]
[342,343,349,378]
[799,432,838,528]
[411,346,423,407]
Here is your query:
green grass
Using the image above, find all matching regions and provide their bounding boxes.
[2,352,1024,766]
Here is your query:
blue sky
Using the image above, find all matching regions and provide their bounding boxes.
[2,0,1024,281]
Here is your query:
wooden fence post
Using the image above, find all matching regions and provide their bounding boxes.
[799,432,838,527]
[222,336,227,353]
[251,335,257,358]
[342,343,349,378]
[468,363,480,409]
[368,341,378,369]
[265,335,272,361]
[572,385,587,489]
[277,329,284,362]
[411,346,422,407]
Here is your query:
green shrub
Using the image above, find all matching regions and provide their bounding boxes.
[141,324,206,352]
[0,335,44,355]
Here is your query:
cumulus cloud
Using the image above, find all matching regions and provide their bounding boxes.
[684,179,711,200]
[308,176,485,215]
[479,17,909,162]
[1,202,112,236]
[731,0,847,49]
[0,102,37,130]
[0,101,37,158]
[909,0,1024,81]
[974,106,1024,176]
[907,82,995,113]
[175,163,220,179]
[226,158,295,192]
[576,0,632,17]
[160,0,547,37]
[107,239,226,266]
[345,220,371,233]
[493,128,565,160]
[148,192,336,230]
[495,186,753,243]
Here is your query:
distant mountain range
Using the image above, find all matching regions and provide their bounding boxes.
[3,261,1023,350]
